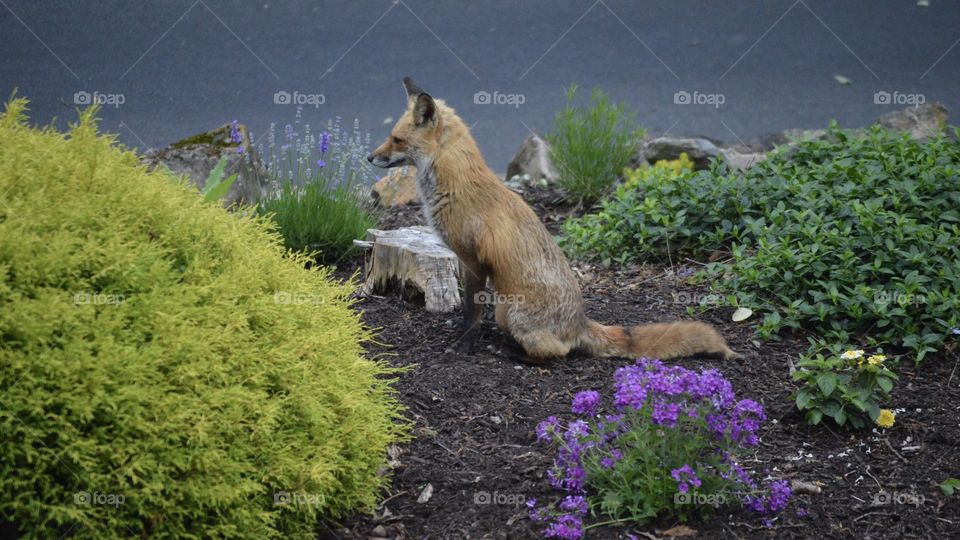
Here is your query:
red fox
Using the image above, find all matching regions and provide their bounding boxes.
[367,77,739,363]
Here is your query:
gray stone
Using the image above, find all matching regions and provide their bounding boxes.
[874,102,948,141]
[141,123,270,208]
[506,134,559,185]
[721,149,766,170]
[745,129,829,152]
[642,137,721,169]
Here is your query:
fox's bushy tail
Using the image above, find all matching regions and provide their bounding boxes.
[580,319,739,360]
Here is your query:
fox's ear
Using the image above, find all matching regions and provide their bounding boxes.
[412,93,437,127]
[403,76,424,98]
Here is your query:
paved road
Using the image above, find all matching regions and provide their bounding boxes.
[2,0,958,174]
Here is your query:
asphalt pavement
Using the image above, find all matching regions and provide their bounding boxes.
[2,0,958,173]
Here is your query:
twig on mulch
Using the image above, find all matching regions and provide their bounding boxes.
[883,438,909,464]
[854,511,896,522]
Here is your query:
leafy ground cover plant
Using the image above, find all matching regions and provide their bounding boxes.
[256,109,379,260]
[793,348,898,427]
[546,85,645,203]
[562,125,960,361]
[530,359,792,538]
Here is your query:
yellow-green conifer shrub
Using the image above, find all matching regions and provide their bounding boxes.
[0,99,408,539]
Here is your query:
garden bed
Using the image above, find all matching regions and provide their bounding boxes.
[325,191,960,539]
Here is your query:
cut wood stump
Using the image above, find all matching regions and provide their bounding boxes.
[354,226,462,313]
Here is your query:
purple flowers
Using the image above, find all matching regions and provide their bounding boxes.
[652,402,682,427]
[745,479,792,514]
[230,120,244,154]
[536,416,560,442]
[571,391,600,416]
[671,464,703,493]
[319,131,331,154]
[316,131,331,168]
[531,358,791,538]
[543,514,583,539]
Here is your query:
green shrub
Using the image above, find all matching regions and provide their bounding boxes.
[256,118,379,261]
[546,86,645,203]
[792,348,897,427]
[0,99,408,539]
[562,125,960,361]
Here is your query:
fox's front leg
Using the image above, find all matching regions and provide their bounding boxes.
[454,261,489,353]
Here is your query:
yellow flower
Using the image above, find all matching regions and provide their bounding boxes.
[875,409,896,428]
[841,349,865,360]
[867,354,886,366]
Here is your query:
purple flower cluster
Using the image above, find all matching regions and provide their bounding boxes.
[317,131,331,168]
[571,390,600,416]
[230,120,244,154]
[671,464,702,493]
[530,358,792,538]
[612,359,761,447]
[746,479,792,514]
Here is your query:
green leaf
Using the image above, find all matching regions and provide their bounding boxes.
[940,478,960,496]
[808,409,823,425]
[203,173,238,203]
[877,377,894,394]
[796,389,812,410]
[817,372,838,396]
[201,156,239,203]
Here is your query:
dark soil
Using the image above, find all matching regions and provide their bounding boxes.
[323,186,960,540]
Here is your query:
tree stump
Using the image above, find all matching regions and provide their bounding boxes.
[354,226,462,313]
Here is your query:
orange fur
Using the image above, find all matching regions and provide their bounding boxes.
[368,78,739,363]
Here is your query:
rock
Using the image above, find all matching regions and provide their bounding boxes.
[356,226,461,313]
[506,134,559,185]
[874,102,948,141]
[745,129,829,152]
[141,123,270,208]
[416,483,434,504]
[721,149,766,170]
[642,137,721,169]
[372,165,418,207]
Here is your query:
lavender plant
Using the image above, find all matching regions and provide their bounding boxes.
[531,359,792,538]
[256,107,380,260]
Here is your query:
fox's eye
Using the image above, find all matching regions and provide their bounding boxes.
[392,136,404,145]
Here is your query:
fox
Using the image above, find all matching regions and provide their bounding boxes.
[367,77,739,363]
